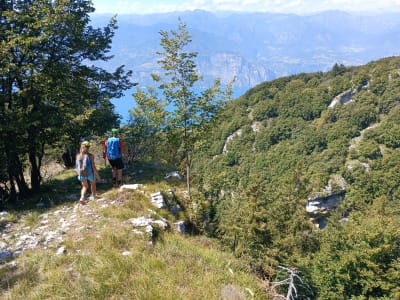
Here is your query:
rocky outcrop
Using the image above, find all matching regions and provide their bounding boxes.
[328,88,356,108]
[251,121,262,132]
[222,129,242,153]
[306,190,346,228]
[306,175,348,228]
[0,184,185,265]
[198,53,274,88]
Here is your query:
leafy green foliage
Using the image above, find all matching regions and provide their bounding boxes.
[301,210,400,299]
[127,87,169,161]
[191,56,400,298]
[0,0,133,202]
[129,20,232,197]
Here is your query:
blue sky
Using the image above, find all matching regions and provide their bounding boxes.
[92,0,400,15]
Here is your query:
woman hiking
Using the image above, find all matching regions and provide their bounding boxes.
[76,141,101,204]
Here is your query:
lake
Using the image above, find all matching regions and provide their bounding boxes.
[112,87,248,124]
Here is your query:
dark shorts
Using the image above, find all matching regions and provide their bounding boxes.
[108,157,124,170]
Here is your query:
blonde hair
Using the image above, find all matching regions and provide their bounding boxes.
[79,143,89,155]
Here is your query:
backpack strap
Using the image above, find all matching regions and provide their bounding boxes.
[88,153,95,169]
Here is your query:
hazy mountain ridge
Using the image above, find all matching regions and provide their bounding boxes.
[92,10,400,90]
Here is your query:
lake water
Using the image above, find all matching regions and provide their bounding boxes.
[112,87,248,124]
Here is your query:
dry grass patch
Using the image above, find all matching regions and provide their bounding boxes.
[3,231,265,299]
[1,161,266,299]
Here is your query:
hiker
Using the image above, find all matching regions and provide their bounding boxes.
[103,128,125,186]
[76,141,101,204]
[102,131,110,167]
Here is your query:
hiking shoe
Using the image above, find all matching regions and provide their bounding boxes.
[89,194,101,201]
[79,198,86,205]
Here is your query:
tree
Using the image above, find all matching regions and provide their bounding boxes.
[127,86,169,161]
[133,20,232,196]
[0,0,133,202]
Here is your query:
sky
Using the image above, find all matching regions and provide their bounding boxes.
[92,0,400,15]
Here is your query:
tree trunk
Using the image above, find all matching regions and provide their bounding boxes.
[29,146,41,192]
[14,164,29,196]
[7,157,29,199]
[186,159,190,198]
[7,172,17,204]
[6,135,29,201]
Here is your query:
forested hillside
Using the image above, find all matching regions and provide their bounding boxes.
[191,56,400,298]
[2,2,400,297]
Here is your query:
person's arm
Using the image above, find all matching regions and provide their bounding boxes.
[90,153,100,179]
[103,140,107,159]
[75,154,80,173]
[120,139,126,157]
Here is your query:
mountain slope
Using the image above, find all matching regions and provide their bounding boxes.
[92,10,400,90]
[0,163,266,299]
[191,56,400,299]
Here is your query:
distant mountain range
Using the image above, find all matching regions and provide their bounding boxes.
[90,10,400,120]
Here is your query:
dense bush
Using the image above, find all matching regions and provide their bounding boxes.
[192,56,400,299]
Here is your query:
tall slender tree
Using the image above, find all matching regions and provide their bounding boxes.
[137,20,232,196]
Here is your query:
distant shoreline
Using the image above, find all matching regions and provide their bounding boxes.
[113,86,248,124]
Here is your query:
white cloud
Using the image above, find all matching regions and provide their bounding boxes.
[92,0,400,15]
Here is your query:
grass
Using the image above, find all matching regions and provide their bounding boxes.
[2,233,266,299]
[0,160,267,299]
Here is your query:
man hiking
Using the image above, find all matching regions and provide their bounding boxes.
[103,128,125,187]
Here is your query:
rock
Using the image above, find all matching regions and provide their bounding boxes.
[223,129,243,153]
[170,204,181,215]
[152,219,168,230]
[129,216,168,239]
[164,171,182,180]
[56,246,66,256]
[173,221,185,233]
[129,216,168,230]
[145,225,153,235]
[306,204,319,214]
[119,184,141,191]
[150,192,166,208]
[251,121,261,132]
[44,231,59,245]
[129,216,152,227]
[306,190,346,229]
[328,88,356,108]
[0,250,14,262]
[0,241,8,249]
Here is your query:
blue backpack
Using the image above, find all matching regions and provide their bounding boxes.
[107,137,121,160]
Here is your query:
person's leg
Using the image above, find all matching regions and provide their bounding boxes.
[90,180,97,198]
[109,159,117,185]
[117,168,123,185]
[80,180,88,203]
[116,158,124,185]
[112,167,117,179]
[112,166,117,185]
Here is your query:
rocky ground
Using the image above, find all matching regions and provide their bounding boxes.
[0,183,183,271]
